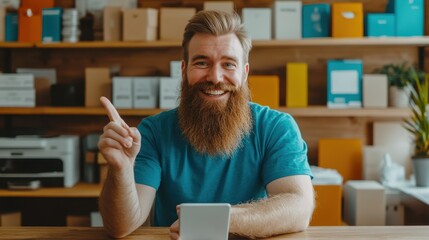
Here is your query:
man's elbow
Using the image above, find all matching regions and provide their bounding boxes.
[103,221,137,239]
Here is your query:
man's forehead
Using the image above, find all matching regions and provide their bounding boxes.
[188,33,244,60]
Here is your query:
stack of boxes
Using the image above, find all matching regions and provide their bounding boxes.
[0,74,35,107]
[62,9,79,42]
[110,60,181,110]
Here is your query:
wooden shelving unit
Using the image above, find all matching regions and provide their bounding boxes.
[0,106,411,118]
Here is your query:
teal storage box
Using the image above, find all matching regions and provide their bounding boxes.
[5,13,18,42]
[327,59,363,108]
[302,4,331,38]
[386,0,424,36]
[42,7,62,42]
[365,14,395,37]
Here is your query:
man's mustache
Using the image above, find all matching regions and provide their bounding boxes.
[192,82,237,92]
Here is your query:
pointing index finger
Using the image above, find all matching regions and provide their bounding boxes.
[100,96,122,123]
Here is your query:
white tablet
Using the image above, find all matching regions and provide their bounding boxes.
[179,203,231,240]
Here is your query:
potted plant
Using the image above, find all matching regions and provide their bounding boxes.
[403,71,429,187]
[373,62,418,108]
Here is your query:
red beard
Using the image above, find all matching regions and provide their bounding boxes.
[178,78,252,157]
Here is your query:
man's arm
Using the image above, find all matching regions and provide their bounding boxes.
[97,96,156,238]
[99,173,155,238]
[229,175,314,238]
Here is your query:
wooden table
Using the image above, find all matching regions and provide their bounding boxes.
[0,226,428,239]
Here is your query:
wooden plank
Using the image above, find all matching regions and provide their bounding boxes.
[0,183,101,198]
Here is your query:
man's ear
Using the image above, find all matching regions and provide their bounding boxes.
[244,63,250,83]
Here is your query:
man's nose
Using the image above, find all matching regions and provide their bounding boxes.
[206,65,224,84]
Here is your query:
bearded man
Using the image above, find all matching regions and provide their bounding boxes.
[98,10,314,240]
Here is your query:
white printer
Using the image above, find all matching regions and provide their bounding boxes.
[0,135,79,188]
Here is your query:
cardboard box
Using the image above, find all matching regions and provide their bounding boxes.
[242,8,271,40]
[318,138,363,182]
[0,74,34,88]
[332,3,363,38]
[35,77,51,106]
[248,75,279,108]
[134,77,159,109]
[170,61,182,78]
[113,76,133,109]
[386,0,424,37]
[311,185,342,226]
[327,59,363,108]
[272,1,302,39]
[160,8,195,41]
[42,7,62,42]
[203,1,234,13]
[365,14,395,37]
[123,8,158,41]
[363,146,389,181]
[373,122,413,178]
[66,215,91,227]
[84,68,112,107]
[0,89,35,107]
[159,77,181,109]
[286,63,308,107]
[343,180,385,226]
[103,7,122,41]
[363,74,388,108]
[302,4,331,38]
[0,211,21,226]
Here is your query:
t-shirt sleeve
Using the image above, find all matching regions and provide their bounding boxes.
[261,113,313,186]
[134,118,162,190]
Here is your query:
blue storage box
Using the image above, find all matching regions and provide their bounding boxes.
[365,13,395,37]
[42,7,62,42]
[5,13,18,42]
[386,0,424,36]
[327,59,363,108]
[302,3,331,38]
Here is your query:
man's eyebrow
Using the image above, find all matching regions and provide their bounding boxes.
[223,55,239,63]
[190,55,208,62]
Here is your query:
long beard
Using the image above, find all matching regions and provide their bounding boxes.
[178,78,252,157]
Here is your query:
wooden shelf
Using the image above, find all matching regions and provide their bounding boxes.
[35,41,182,48]
[253,36,429,47]
[0,182,101,198]
[0,42,33,48]
[2,37,429,49]
[0,106,410,118]
[0,107,162,116]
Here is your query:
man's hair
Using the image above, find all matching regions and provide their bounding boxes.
[182,10,252,64]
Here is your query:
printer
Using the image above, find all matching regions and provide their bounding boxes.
[0,135,80,188]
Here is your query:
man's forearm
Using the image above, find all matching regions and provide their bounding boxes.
[99,166,144,238]
[229,192,314,238]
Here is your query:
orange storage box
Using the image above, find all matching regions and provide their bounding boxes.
[332,3,363,38]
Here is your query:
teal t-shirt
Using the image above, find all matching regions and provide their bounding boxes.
[134,102,312,226]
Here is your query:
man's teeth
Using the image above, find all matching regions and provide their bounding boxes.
[203,89,225,95]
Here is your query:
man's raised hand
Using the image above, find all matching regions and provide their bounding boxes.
[98,96,141,170]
